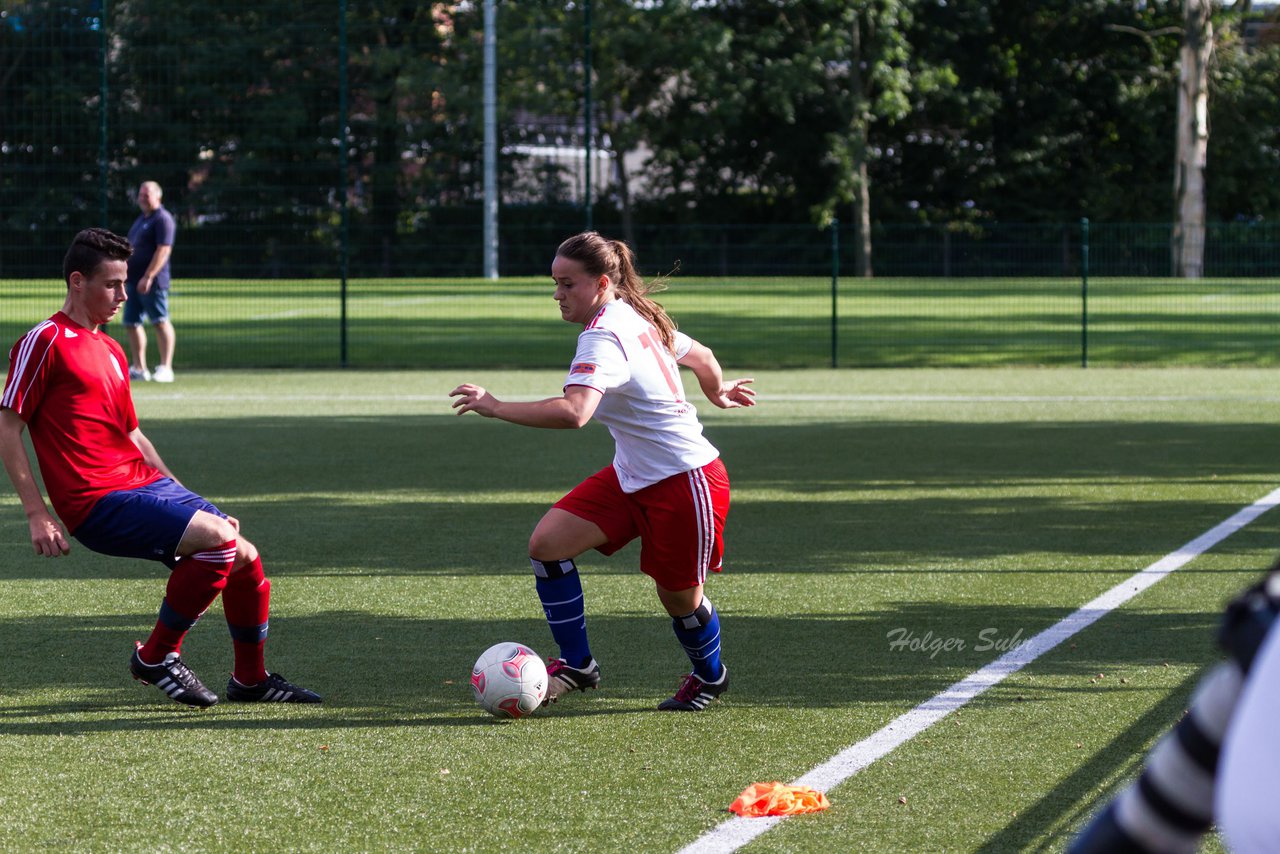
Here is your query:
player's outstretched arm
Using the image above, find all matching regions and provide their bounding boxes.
[677,340,756,409]
[0,408,70,556]
[449,383,602,428]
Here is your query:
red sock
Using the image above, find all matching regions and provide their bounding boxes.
[139,540,237,663]
[223,555,271,685]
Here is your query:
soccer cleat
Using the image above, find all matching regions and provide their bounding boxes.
[129,644,218,707]
[225,673,322,703]
[151,365,175,383]
[542,657,601,704]
[128,367,151,382]
[658,666,729,711]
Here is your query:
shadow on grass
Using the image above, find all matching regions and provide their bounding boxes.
[0,599,1225,735]
[2,414,1278,582]
[975,667,1203,853]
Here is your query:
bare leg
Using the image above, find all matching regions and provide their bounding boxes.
[655,582,704,617]
[528,507,607,560]
[126,325,148,372]
[155,320,175,370]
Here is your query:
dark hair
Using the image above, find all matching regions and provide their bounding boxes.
[556,231,677,352]
[63,227,131,286]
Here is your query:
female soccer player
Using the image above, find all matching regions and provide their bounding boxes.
[450,231,755,711]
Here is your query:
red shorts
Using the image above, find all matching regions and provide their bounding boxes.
[554,458,730,591]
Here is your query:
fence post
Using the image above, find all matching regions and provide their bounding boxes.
[1080,217,1089,369]
[583,0,593,231]
[339,0,350,368]
[831,218,839,369]
[482,0,498,279]
[99,1,109,227]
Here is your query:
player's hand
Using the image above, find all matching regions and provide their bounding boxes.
[449,383,500,417]
[137,276,152,295]
[28,512,70,557]
[713,377,756,409]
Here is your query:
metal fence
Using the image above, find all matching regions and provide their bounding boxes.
[2,223,1277,369]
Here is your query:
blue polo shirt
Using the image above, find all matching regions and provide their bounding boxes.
[126,206,177,290]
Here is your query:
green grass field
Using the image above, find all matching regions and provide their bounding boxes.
[1,367,1277,851]
[3,275,1278,368]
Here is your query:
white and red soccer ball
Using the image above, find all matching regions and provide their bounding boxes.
[471,642,548,718]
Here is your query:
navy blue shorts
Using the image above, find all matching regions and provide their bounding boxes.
[73,478,226,568]
[123,284,170,326]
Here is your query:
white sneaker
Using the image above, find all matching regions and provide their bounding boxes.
[152,365,175,383]
[128,367,151,382]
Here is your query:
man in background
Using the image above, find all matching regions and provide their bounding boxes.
[124,180,177,382]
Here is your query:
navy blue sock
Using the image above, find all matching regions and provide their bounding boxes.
[672,597,723,682]
[531,558,592,667]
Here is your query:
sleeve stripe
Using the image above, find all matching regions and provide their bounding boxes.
[2,320,56,410]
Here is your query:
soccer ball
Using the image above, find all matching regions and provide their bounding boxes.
[471,642,548,718]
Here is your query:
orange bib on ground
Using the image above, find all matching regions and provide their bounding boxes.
[728,782,830,817]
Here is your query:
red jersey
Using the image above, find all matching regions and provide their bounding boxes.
[2,312,163,531]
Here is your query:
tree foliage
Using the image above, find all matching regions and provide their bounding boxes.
[3,0,1280,276]
[1207,19,1280,220]
[0,2,105,253]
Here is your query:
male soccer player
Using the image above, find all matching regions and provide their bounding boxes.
[0,227,320,707]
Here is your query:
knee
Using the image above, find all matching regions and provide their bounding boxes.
[657,583,704,617]
[206,517,257,569]
[528,530,552,561]
[206,515,237,543]
[233,536,259,570]
[529,531,579,564]
[527,520,563,561]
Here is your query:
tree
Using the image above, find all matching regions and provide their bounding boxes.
[492,1,724,243]
[1174,0,1213,277]
[0,3,105,274]
[908,0,1185,225]
[1207,27,1280,221]
[110,0,346,274]
[635,0,951,278]
[583,1,719,243]
[818,1,955,275]
[345,3,454,273]
[641,1,855,224]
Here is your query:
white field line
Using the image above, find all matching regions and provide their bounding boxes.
[246,308,327,321]
[677,486,1280,854]
[762,393,1280,403]
[133,392,1280,405]
[247,294,471,321]
[134,394,599,407]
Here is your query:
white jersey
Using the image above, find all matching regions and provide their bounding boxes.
[565,299,719,492]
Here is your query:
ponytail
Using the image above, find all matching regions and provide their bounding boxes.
[555,231,678,353]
